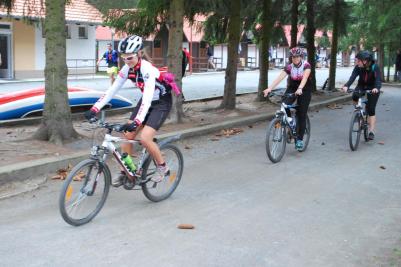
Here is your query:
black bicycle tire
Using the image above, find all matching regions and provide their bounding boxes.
[141,144,184,202]
[59,159,111,226]
[363,115,369,142]
[266,117,287,163]
[299,115,311,152]
[349,111,362,151]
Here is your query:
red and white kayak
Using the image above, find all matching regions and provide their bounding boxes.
[0,87,132,120]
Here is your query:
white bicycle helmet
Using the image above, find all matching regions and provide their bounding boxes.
[118,35,143,54]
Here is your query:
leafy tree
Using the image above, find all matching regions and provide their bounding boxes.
[87,0,138,14]
[221,0,241,109]
[343,0,401,81]
[1,0,78,144]
[305,0,316,91]
[290,0,300,48]
[167,0,185,122]
[34,0,78,144]
[256,0,273,101]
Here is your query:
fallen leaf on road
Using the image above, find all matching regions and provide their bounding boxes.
[378,141,385,145]
[248,125,253,128]
[210,138,220,141]
[327,104,343,110]
[321,142,325,145]
[177,224,195,229]
[184,145,191,149]
[221,128,244,137]
[73,171,85,181]
[52,164,73,180]
[380,166,386,170]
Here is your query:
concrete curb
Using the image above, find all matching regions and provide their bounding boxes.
[0,94,351,197]
[382,83,401,88]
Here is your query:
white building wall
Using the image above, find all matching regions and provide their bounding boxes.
[35,23,97,73]
[247,44,259,68]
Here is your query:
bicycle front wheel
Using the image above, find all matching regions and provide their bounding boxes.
[363,115,369,142]
[141,144,184,202]
[59,159,111,226]
[349,111,362,151]
[266,117,287,163]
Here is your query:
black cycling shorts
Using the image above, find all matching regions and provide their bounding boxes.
[130,94,172,131]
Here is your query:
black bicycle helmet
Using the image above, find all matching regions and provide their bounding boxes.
[355,50,373,61]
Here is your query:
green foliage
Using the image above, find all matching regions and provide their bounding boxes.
[86,0,138,14]
[0,0,13,10]
[316,35,330,49]
[339,0,401,51]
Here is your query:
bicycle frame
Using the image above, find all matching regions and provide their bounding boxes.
[91,133,147,182]
[275,101,298,136]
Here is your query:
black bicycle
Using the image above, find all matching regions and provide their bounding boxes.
[59,118,184,226]
[266,92,311,163]
[348,89,374,151]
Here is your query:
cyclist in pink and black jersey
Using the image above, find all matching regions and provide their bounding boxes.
[263,47,312,151]
[86,35,176,186]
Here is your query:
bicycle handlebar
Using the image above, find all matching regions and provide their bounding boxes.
[347,88,374,94]
[268,92,296,98]
[89,117,125,133]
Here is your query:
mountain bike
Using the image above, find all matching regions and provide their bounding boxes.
[348,89,373,151]
[59,118,184,226]
[265,92,311,163]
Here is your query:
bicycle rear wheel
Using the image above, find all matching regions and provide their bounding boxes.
[349,111,362,151]
[266,117,287,163]
[59,159,111,226]
[299,115,311,152]
[141,144,184,202]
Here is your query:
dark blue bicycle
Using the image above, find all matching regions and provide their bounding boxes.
[348,89,373,151]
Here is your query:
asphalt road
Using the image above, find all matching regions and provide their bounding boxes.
[0,67,354,105]
[0,86,400,266]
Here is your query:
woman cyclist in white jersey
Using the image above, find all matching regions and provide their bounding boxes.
[85,35,175,186]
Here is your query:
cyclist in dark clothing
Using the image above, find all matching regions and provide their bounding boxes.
[264,47,312,151]
[342,50,381,140]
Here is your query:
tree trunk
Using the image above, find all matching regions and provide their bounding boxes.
[376,43,385,81]
[386,46,391,82]
[33,0,78,145]
[220,0,241,110]
[167,0,185,123]
[257,0,272,101]
[328,0,340,91]
[290,0,299,48]
[306,0,317,92]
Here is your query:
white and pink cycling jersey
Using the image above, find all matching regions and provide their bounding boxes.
[92,59,169,125]
[284,60,311,81]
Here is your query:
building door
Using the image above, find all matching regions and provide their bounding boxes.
[0,24,12,79]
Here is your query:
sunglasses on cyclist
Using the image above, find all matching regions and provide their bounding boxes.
[121,54,137,61]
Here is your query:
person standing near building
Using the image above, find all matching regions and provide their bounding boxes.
[182,47,190,77]
[97,43,119,85]
[206,43,216,70]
